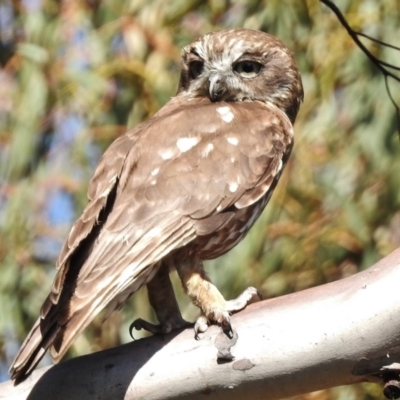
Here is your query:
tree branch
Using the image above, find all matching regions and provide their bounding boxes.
[320,0,400,77]
[1,248,400,399]
[320,0,400,135]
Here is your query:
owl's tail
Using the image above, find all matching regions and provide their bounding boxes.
[9,316,60,384]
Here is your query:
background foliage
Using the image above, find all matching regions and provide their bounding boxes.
[1,0,399,398]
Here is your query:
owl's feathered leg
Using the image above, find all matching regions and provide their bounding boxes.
[176,257,262,339]
[130,263,190,337]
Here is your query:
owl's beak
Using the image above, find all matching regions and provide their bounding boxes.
[209,74,227,102]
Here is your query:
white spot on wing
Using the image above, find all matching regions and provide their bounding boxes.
[160,149,174,160]
[216,106,234,123]
[151,167,160,176]
[176,137,199,152]
[202,142,214,157]
[147,226,162,238]
[229,182,238,192]
[227,137,239,146]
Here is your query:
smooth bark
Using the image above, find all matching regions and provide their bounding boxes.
[2,248,400,400]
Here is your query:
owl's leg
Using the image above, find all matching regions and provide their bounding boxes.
[176,258,261,339]
[130,263,191,337]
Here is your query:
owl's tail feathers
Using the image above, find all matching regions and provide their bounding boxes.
[9,317,59,385]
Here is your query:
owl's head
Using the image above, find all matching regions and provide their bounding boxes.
[178,29,303,123]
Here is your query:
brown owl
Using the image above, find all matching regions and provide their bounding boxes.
[10,28,303,383]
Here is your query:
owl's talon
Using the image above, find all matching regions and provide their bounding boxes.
[195,332,204,340]
[191,286,262,339]
[129,318,161,338]
[223,325,234,339]
[193,312,234,339]
[129,317,191,339]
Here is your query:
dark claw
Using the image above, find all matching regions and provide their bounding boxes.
[129,318,163,337]
[130,317,191,339]
[195,332,204,340]
[222,322,234,339]
[129,320,138,340]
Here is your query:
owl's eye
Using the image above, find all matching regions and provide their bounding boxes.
[234,61,262,78]
[189,61,204,79]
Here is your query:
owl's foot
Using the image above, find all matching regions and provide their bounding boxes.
[193,286,262,339]
[130,314,191,337]
[175,256,262,339]
[130,262,191,338]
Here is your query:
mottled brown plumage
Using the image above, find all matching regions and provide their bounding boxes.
[10,28,303,384]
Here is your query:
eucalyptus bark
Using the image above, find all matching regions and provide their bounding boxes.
[2,247,400,400]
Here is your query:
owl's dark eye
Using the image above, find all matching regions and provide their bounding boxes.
[189,61,204,79]
[234,61,262,78]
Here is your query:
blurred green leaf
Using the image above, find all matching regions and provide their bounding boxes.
[1,1,400,398]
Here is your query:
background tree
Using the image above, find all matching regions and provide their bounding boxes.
[0,0,399,398]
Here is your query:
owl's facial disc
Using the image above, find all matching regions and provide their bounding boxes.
[178,29,303,121]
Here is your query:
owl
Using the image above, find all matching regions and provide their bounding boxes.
[10,28,303,383]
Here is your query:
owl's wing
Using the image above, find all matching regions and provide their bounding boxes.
[9,129,143,381]
[10,97,293,382]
